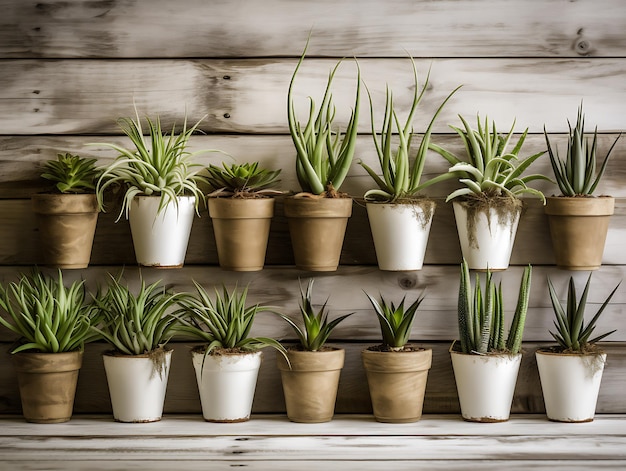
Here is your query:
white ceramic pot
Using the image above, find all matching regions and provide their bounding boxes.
[191,349,262,423]
[535,349,606,422]
[452,200,521,270]
[102,349,172,423]
[366,201,435,271]
[450,350,522,422]
[129,195,196,268]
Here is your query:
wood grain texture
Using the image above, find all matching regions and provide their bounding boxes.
[2,0,625,58]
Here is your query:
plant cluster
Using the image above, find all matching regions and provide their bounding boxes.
[365,291,424,351]
[41,152,100,194]
[205,162,281,197]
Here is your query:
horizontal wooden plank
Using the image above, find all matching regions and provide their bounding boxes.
[1,58,625,135]
[2,0,625,58]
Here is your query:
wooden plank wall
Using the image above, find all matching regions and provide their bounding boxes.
[0,0,625,415]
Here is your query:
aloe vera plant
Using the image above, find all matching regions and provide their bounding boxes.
[547,273,620,352]
[205,162,281,197]
[545,104,621,197]
[276,279,354,351]
[41,153,101,194]
[457,259,532,355]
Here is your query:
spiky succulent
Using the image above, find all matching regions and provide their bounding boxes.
[205,162,281,197]
[41,152,100,194]
[364,291,425,350]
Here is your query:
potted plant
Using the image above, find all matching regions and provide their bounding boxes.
[544,104,621,270]
[431,116,548,270]
[90,273,182,423]
[205,161,282,271]
[94,109,213,268]
[361,291,432,423]
[359,58,461,271]
[176,283,286,422]
[0,269,98,423]
[450,259,532,422]
[536,273,620,422]
[31,152,101,269]
[275,279,354,423]
[285,37,360,271]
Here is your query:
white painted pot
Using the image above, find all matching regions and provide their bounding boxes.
[191,349,262,423]
[536,350,606,422]
[366,201,435,271]
[452,200,521,270]
[102,350,172,423]
[450,350,522,422]
[129,195,196,268]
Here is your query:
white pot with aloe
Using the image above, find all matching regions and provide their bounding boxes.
[431,116,548,270]
[536,274,619,422]
[360,57,460,271]
[94,109,217,268]
[91,274,183,423]
[177,283,286,423]
[450,259,532,422]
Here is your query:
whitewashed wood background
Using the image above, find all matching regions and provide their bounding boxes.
[0,0,625,415]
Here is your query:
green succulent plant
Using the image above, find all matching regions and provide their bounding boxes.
[205,162,282,197]
[0,269,98,353]
[41,152,100,194]
[457,259,532,355]
[288,37,360,197]
[276,279,354,352]
[547,273,620,352]
[545,103,621,197]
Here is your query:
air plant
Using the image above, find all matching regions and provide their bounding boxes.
[205,162,282,198]
[41,152,100,194]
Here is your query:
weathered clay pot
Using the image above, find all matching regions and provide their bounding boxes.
[361,347,432,423]
[276,348,345,423]
[545,196,614,270]
[283,196,352,271]
[13,351,83,423]
[31,193,99,269]
[208,197,275,271]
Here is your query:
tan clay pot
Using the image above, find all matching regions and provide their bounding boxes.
[276,348,345,423]
[31,193,99,269]
[12,351,83,423]
[283,196,352,271]
[208,198,275,271]
[361,347,432,423]
[545,196,614,270]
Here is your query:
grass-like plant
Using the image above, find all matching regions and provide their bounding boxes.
[359,59,461,202]
[287,37,360,197]
[205,162,282,198]
[545,103,621,197]
[457,259,532,355]
[431,115,548,203]
[41,152,100,194]
[0,270,98,353]
[547,273,620,352]
[364,291,425,351]
[276,279,354,352]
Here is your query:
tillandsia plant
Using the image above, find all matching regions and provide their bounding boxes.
[545,103,621,197]
[359,58,461,203]
[276,279,354,352]
[0,269,98,353]
[41,152,101,194]
[205,162,282,198]
[431,115,548,204]
[287,37,360,197]
[547,273,620,353]
[364,291,425,351]
[457,259,532,355]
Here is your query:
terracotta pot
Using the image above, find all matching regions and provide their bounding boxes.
[208,198,274,271]
[103,349,172,423]
[366,200,435,271]
[129,195,195,268]
[276,348,345,423]
[545,196,614,270]
[31,193,99,269]
[12,351,83,423]
[536,349,606,422]
[283,196,352,271]
[361,347,432,423]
